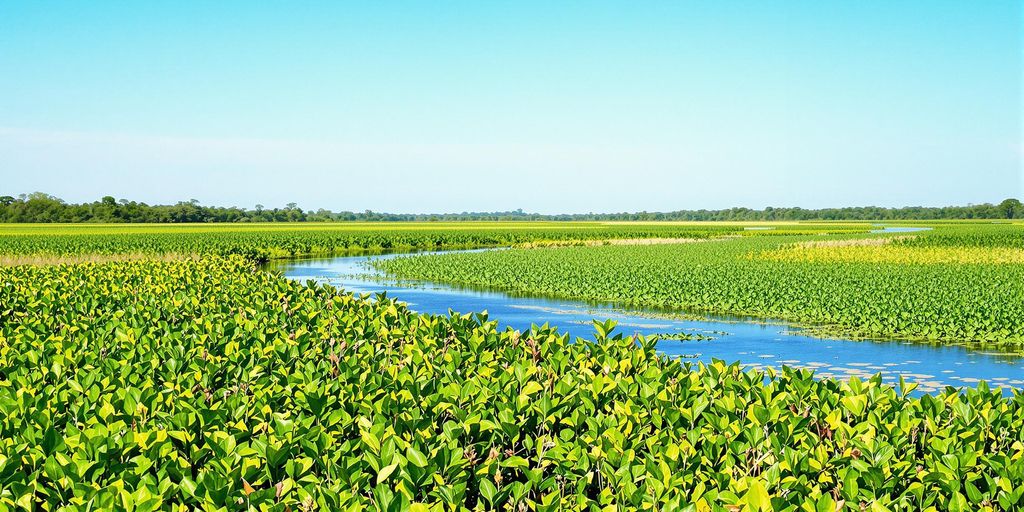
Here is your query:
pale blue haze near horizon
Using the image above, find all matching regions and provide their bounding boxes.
[1,1,1021,214]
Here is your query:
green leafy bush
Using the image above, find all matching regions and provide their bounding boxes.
[1,258,1022,510]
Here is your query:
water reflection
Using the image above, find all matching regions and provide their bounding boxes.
[870,226,933,234]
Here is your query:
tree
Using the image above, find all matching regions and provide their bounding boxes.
[997,198,1023,219]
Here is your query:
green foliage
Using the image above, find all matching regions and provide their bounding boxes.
[1,192,1021,222]
[1,257,1023,510]
[0,222,731,261]
[895,224,1024,249]
[0,222,873,263]
[376,224,1024,344]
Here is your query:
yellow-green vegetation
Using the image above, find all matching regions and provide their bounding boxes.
[760,243,1024,265]
[2,220,1024,510]
[0,222,873,264]
[376,223,1024,344]
[758,225,1024,265]
[2,257,1023,510]
[0,222,734,264]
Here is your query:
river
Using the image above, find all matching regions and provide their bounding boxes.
[270,240,1023,396]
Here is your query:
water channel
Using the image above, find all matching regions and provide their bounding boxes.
[270,229,1023,396]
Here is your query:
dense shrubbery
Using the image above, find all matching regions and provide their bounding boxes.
[1,257,1022,510]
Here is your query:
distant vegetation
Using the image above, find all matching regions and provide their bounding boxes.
[0,222,875,266]
[1,192,1021,223]
[0,222,745,264]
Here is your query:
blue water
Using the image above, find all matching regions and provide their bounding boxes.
[870,226,933,233]
[272,250,1023,395]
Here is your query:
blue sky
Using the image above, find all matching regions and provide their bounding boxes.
[1,1,1020,213]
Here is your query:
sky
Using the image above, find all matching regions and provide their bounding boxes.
[1,1,1021,214]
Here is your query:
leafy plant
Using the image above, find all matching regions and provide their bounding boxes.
[0,257,1022,510]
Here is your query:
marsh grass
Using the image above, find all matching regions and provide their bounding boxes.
[518,236,712,248]
[0,252,199,266]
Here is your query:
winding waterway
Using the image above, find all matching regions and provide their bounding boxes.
[271,233,1023,396]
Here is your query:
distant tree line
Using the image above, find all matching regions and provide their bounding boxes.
[1,193,1022,223]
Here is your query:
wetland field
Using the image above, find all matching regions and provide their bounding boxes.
[2,220,1024,510]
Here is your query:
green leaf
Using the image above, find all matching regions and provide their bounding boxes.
[377,463,399,485]
[407,447,429,468]
[965,481,983,504]
[501,456,530,470]
[479,478,499,504]
[521,381,544,396]
[743,479,771,511]
[361,430,381,454]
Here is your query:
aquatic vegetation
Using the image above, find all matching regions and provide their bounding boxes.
[1,257,1023,510]
[760,244,1024,265]
[647,331,712,339]
[2,221,1023,509]
[376,224,1024,344]
[0,222,880,264]
[647,331,716,341]
[761,230,1024,265]
[897,223,1024,249]
[0,222,751,263]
